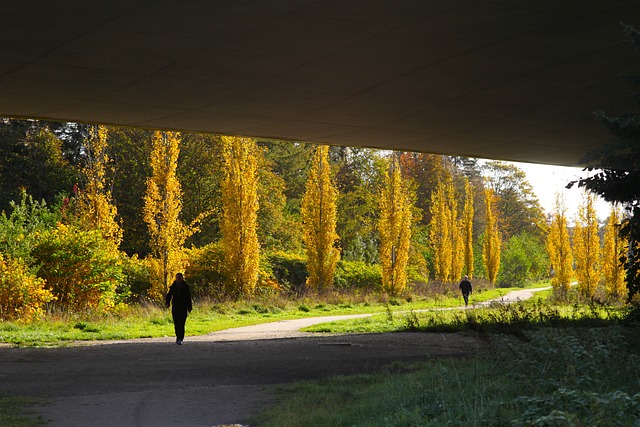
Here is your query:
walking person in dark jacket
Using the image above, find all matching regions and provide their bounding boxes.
[165,273,193,345]
[459,275,472,307]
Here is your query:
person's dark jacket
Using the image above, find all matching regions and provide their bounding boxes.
[165,280,193,312]
[459,279,472,295]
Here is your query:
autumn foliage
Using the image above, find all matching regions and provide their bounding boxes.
[572,193,601,300]
[301,145,340,291]
[483,187,501,285]
[379,157,412,295]
[220,136,260,296]
[143,131,192,299]
[0,254,52,320]
[547,198,573,299]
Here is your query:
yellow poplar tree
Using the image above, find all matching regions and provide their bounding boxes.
[572,193,601,300]
[379,156,412,295]
[430,180,451,282]
[301,145,340,291]
[463,178,474,278]
[447,178,464,283]
[602,206,627,302]
[143,131,192,299]
[220,136,260,296]
[76,125,122,246]
[483,187,501,285]
[546,196,573,299]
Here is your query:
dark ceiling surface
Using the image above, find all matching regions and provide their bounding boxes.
[1,0,638,166]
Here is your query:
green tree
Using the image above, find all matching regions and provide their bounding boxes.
[498,232,549,287]
[332,147,385,263]
[547,196,573,299]
[178,133,224,248]
[109,127,154,256]
[0,120,76,211]
[379,156,412,295]
[483,161,546,240]
[401,152,447,225]
[143,131,192,299]
[572,193,601,300]
[220,136,260,296]
[301,145,340,291]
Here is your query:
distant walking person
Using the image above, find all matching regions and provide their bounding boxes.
[165,273,193,345]
[459,276,472,307]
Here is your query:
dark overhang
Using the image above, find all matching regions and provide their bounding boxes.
[1,1,638,166]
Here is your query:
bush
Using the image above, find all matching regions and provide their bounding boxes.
[184,242,226,298]
[31,224,123,312]
[265,251,308,291]
[121,255,150,301]
[0,254,52,321]
[0,191,60,263]
[498,232,549,287]
[334,260,382,291]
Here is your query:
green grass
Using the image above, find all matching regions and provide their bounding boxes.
[0,397,45,427]
[0,283,541,347]
[255,315,640,426]
[302,299,628,335]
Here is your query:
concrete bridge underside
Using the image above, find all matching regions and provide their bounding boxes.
[1,0,639,166]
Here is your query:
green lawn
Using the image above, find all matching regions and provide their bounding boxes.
[255,307,640,426]
[0,284,537,347]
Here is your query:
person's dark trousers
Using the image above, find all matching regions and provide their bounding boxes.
[172,309,188,341]
[462,293,469,306]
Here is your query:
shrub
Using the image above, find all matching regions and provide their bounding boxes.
[0,191,60,263]
[184,242,226,298]
[31,223,123,312]
[498,232,549,287]
[121,255,150,301]
[265,251,308,291]
[334,260,382,291]
[0,254,53,321]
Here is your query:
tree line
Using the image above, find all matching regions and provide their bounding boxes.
[0,118,628,320]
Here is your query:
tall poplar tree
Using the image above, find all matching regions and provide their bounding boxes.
[483,187,501,285]
[448,178,464,283]
[301,145,340,291]
[379,156,412,295]
[75,125,122,247]
[143,131,191,299]
[572,193,601,300]
[430,180,451,282]
[463,178,474,278]
[546,196,573,299]
[602,206,627,302]
[220,136,260,296]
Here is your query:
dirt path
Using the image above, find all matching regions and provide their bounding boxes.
[0,287,548,426]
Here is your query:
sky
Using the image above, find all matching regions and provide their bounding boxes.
[510,161,612,221]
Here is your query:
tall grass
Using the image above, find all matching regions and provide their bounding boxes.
[0,284,535,347]
[256,315,640,426]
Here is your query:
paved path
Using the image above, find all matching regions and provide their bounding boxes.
[188,286,552,342]
[2,286,549,427]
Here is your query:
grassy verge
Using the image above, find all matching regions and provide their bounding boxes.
[255,311,640,426]
[0,283,538,347]
[0,397,45,427]
[302,299,627,335]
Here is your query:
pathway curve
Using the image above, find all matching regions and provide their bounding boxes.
[1,286,549,427]
[188,285,551,342]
